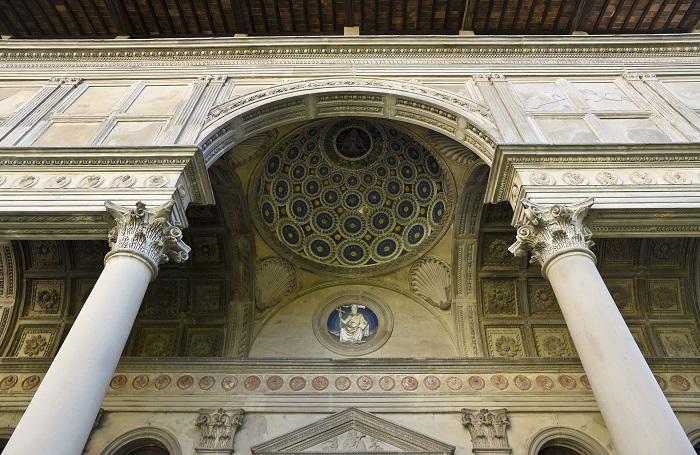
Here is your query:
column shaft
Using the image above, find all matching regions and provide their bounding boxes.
[545,251,694,455]
[4,255,151,454]
[510,198,694,455]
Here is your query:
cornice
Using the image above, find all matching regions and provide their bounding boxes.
[0,34,699,62]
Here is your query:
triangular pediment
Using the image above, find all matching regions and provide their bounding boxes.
[251,408,455,455]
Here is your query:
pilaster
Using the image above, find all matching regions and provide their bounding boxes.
[0,77,82,146]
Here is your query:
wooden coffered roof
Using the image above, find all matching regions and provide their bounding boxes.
[0,0,697,39]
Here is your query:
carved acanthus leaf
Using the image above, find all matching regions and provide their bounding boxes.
[105,200,190,278]
[461,408,511,452]
[195,408,244,453]
[509,198,594,268]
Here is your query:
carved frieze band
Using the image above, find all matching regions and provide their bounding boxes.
[105,200,190,278]
[1,371,694,394]
[525,169,700,187]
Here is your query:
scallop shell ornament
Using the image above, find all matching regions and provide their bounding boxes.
[255,257,297,310]
[409,256,452,310]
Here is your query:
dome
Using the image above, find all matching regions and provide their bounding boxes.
[252,118,454,276]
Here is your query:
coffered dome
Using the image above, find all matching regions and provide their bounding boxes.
[252,118,454,276]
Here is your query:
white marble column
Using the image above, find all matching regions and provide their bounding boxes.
[4,201,189,455]
[509,199,693,455]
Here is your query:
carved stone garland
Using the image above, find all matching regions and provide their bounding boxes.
[195,408,244,454]
[508,198,595,268]
[105,200,190,279]
[461,409,512,454]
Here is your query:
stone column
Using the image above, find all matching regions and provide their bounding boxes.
[4,201,189,455]
[509,198,694,455]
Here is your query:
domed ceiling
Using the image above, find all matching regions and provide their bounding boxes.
[252,118,454,276]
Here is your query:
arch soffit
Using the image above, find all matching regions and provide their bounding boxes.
[688,428,700,447]
[527,427,610,455]
[100,426,183,455]
[0,241,19,353]
[197,78,499,168]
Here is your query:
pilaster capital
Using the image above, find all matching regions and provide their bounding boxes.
[508,198,595,270]
[195,408,244,454]
[104,200,190,279]
[462,408,511,453]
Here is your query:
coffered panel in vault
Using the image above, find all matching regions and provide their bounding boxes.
[477,202,700,359]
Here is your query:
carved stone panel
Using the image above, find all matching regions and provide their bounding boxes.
[185,328,224,357]
[28,240,63,269]
[646,279,683,315]
[131,326,178,357]
[7,325,58,358]
[485,327,525,358]
[628,326,656,357]
[481,279,519,317]
[655,327,700,357]
[192,280,226,315]
[533,327,577,358]
[481,234,518,268]
[26,280,64,316]
[605,279,638,316]
[643,238,685,268]
[526,280,560,315]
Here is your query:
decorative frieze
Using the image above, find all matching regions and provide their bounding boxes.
[105,200,190,278]
[509,198,594,268]
[461,408,511,454]
[195,408,244,454]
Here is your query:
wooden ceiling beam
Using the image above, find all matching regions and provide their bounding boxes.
[568,0,593,33]
[105,0,131,35]
[460,0,477,31]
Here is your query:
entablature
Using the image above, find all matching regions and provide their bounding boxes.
[485,143,700,237]
[0,146,213,239]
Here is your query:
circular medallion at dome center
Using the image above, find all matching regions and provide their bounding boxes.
[252,118,454,276]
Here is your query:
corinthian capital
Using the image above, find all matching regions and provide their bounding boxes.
[462,408,511,452]
[195,408,244,454]
[104,200,190,278]
[508,198,594,268]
